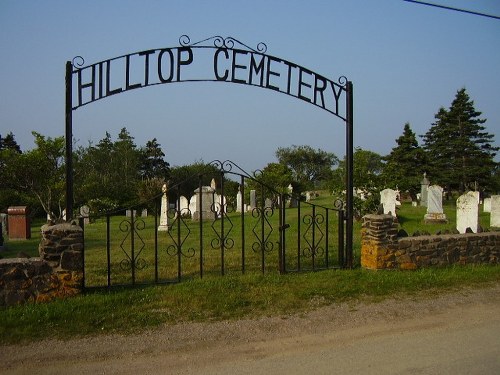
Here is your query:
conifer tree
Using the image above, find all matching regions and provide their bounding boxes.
[382,123,426,199]
[422,88,498,194]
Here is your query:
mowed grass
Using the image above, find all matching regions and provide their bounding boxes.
[0,197,499,344]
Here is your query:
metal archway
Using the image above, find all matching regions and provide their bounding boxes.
[65,35,354,267]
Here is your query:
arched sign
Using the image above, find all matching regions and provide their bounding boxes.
[65,35,354,266]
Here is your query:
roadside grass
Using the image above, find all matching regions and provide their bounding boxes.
[0,197,498,345]
[1,265,499,345]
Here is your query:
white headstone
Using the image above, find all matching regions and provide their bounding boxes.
[420,172,430,207]
[249,190,256,210]
[158,184,170,231]
[189,195,197,216]
[490,195,500,228]
[179,196,189,216]
[380,188,399,217]
[483,197,492,213]
[456,191,479,233]
[424,185,447,222]
[236,189,243,213]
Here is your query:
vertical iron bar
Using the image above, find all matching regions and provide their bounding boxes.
[154,198,159,283]
[260,183,265,273]
[177,192,182,282]
[65,61,74,221]
[240,176,245,274]
[106,214,111,287]
[325,208,329,268]
[198,176,203,279]
[297,199,301,271]
[131,210,135,285]
[220,172,225,276]
[278,194,284,273]
[338,209,345,268]
[79,217,85,288]
[345,81,354,269]
[312,205,316,270]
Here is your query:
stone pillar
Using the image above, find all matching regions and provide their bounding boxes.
[38,222,84,299]
[361,214,399,270]
[192,186,216,221]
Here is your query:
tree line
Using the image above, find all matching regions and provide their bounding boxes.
[0,88,498,219]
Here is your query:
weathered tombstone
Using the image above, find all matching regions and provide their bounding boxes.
[249,190,256,210]
[420,172,430,207]
[210,178,216,190]
[179,195,189,216]
[305,191,312,202]
[141,208,148,218]
[424,185,447,223]
[79,205,91,225]
[236,188,243,213]
[380,188,400,217]
[265,198,273,208]
[483,197,492,213]
[192,186,216,221]
[126,209,137,217]
[490,195,500,228]
[7,206,31,240]
[456,191,479,233]
[189,195,197,216]
[158,184,170,231]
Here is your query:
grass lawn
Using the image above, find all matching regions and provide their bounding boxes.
[0,196,498,344]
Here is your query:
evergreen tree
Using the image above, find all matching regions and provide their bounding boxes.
[422,88,498,194]
[140,138,170,180]
[382,123,426,199]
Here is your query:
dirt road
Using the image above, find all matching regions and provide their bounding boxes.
[2,284,500,374]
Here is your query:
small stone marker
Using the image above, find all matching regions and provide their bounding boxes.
[158,184,170,231]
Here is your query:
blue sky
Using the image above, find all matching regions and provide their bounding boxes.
[1,0,499,172]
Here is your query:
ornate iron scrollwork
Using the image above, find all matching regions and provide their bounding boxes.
[166,208,195,258]
[179,35,267,54]
[251,206,275,253]
[302,213,325,258]
[118,217,147,271]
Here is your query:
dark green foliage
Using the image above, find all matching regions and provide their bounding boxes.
[422,88,498,194]
[383,123,426,199]
[276,145,338,192]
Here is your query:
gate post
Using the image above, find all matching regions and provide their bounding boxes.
[65,61,74,220]
[345,81,354,268]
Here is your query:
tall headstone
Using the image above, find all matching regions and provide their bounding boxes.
[79,205,90,225]
[236,187,243,213]
[456,191,479,233]
[490,195,500,228]
[158,184,170,231]
[192,186,216,221]
[420,172,430,207]
[424,185,447,223]
[380,188,400,217]
[249,190,256,210]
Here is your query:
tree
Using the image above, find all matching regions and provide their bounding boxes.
[422,88,498,194]
[139,138,170,180]
[0,132,21,153]
[382,123,426,200]
[331,148,384,217]
[2,132,65,219]
[275,145,338,192]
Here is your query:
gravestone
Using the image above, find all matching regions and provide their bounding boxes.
[141,209,148,218]
[179,196,189,216]
[456,191,479,233]
[265,198,273,208]
[7,206,31,240]
[236,188,243,213]
[125,209,137,217]
[192,186,216,221]
[158,184,170,231]
[0,213,7,235]
[424,185,447,223]
[490,195,500,228]
[189,195,197,216]
[380,188,400,217]
[79,205,90,225]
[483,197,492,213]
[249,190,256,210]
[420,172,430,207]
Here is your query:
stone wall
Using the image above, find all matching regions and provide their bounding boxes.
[361,214,500,270]
[0,222,83,306]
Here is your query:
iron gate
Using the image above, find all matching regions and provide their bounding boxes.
[82,160,345,288]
